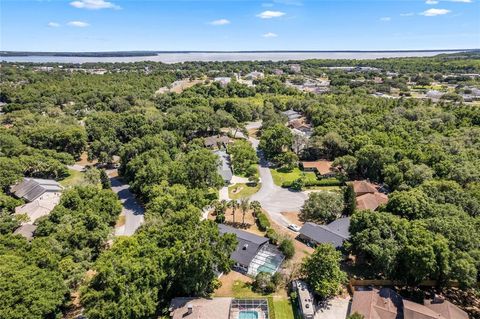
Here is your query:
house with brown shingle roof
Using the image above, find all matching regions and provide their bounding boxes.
[348,180,388,211]
[350,288,468,319]
[301,160,336,177]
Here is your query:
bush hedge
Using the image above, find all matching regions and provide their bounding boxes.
[256,211,271,231]
[282,178,342,188]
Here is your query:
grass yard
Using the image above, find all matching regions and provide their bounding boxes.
[59,169,85,187]
[271,297,299,319]
[270,167,317,187]
[228,183,261,199]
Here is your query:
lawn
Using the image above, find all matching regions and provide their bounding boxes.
[59,169,85,187]
[228,183,261,199]
[270,167,317,187]
[272,297,299,319]
[231,280,270,298]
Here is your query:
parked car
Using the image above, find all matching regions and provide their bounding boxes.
[287,224,301,232]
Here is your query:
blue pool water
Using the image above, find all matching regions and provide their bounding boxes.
[239,310,259,319]
[257,256,280,274]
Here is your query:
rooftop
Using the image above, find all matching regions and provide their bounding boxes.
[11,178,62,202]
[213,150,233,183]
[356,192,388,211]
[301,160,335,175]
[218,224,269,267]
[169,297,232,319]
[299,217,350,248]
[13,224,37,241]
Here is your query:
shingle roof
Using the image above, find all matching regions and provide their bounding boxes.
[350,288,403,319]
[11,178,62,202]
[213,150,233,183]
[423,299,468,319]
[301,160,334,175]
[350,180,378,195]
[218,224,268,267]
[299,218,350,248]
[169,297,232,319]
[356,192,388,211]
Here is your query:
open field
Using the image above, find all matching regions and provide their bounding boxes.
[59,169,85,187]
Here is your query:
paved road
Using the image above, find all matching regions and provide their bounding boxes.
[107,170,144,236]
[249,133,308,228]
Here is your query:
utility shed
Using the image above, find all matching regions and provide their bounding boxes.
[11,178,62,202]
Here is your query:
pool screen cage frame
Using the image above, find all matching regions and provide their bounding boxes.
[229,298,270,319]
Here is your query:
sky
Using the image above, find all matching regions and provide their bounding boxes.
[1,0,479,51]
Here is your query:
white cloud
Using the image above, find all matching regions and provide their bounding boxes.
[380,17,391,21]
[263,32,278,37]
[67,20,90,27]
[400,12,415,16]
[256,10,286,19]
[425,0,439,4]
[70,0,120,10]
[210,19,230,26]
[48,22,60,27]
[420,8,451,16]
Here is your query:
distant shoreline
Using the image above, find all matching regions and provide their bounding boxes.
[1,50,477,64]
[0,49,476,58]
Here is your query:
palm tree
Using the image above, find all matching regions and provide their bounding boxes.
[239,198,250,226]
[250,200,261,217]
[228,200,239,224]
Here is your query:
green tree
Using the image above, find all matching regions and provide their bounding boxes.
[300,192,344,224]
[301,243,347,298]
[259,124,293,162]
[343,184,356,216]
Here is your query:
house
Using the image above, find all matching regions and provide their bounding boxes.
[273,68,284,75]
[300,161,336,177]
[169,297,232,319]
[15,192,61,224]
[13,224,37,241]
[169,298,270,319]
[293,280,315,319]
[350,180,378,196]
[289,119,313,137]
[298,217,350,249]
[219,224,283,276]
[348,180,388,211]
[290,64,302,73]
[282,109,302,121]
[214,77,232,87]
[11,178,62,202]
[244,71,264,80]
[356,192,388,211]
[204,135,231,148]
[213,150,233,184]
[350,288,468,319]
[426,90,444,100]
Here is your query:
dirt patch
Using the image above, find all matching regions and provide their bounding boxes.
[76,152,98,166]
[248,128,259,138]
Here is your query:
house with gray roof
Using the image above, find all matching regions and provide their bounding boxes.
[213,150,233,184]
[219,224,283,276]
[11,178,62,202]
[282,109,302,121]
[298,217,350,249]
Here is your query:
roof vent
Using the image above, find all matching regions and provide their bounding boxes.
[242,244,248,250]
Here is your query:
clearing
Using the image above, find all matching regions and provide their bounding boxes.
[270,167,317,187]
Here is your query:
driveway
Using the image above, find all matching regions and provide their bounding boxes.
[107,170,144,236]
[314,296,351,319]
[249,135,308,228]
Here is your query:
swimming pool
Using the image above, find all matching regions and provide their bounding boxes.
[239,310,259,319]
[256,256,281,274]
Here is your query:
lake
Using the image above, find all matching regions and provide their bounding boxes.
[0,51,460,64]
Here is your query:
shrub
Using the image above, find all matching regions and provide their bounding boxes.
[282,178,342,188]
[266,228,279,245]
[290,178,304,191]
[279,238,295,259]
[256,211,271,231]
[253,272,277,294]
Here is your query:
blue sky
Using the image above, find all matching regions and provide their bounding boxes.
[1,0,479,51]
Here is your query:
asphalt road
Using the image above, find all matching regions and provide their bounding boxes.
[249,134,307,228]
[108,171,144,236]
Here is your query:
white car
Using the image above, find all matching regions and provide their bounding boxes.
[287,224,301,232]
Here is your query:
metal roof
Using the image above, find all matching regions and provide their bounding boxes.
[213,150,233,183]
[11,178,62,202]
